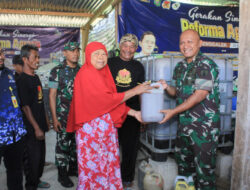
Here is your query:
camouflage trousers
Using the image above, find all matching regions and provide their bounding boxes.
[55,128,77,168]
[174,129,219,190]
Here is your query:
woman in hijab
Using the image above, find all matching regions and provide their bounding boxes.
[67,42,151,190]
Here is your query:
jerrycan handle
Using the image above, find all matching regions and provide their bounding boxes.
[151,173,161,180]
[175,181,189,190]
[150,173,163,188]
[150,82,163,93]
[175,176,188,184]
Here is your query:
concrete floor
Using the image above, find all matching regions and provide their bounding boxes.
[0,130,78,190]
[0,130,140,190]
[0,130,230,190]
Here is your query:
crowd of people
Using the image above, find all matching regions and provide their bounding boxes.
[0,29,220,190]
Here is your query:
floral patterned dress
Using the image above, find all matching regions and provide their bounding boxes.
[76,113,123,190]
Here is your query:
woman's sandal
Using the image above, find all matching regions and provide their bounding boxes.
[38,181,50,188]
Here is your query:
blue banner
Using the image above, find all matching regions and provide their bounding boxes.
[0,26,80,59]
[118,0,239,54]
[0,26,80,88]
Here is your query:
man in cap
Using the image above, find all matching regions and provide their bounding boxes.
[49,41,81,187]
[0,48,27,190]
[159,29,220,190]
[108,33,145,189]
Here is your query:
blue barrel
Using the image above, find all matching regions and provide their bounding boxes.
[232,96,237,111]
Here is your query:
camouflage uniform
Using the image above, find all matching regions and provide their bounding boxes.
[172,52,220,190]
[48,61,80,168]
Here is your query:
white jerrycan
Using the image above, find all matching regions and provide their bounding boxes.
[141,82,164,122]
[143,172,164,190]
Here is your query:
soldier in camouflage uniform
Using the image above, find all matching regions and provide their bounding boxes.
[48,42,81,188]
[159,29,220,190]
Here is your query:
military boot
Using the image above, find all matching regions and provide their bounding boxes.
[58,167,74,188]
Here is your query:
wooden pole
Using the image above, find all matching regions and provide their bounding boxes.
[85,0,115,27]
[231,0,250,189]
[115,0,122,47]
[80,26,90,64]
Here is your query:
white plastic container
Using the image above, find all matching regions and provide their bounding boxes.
[141,83,164,122]
[143,172,164,190]
[215,152,233,180]
[149,158,178,190]
[147,100,177,140]
[155,57,182,81]
[138,161,154,190]
[140,56,182,82]
[214,57,233,134]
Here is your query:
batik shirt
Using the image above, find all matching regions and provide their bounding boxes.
[172,52,220,135]
[48,61,80,127]
[0,67,26,147]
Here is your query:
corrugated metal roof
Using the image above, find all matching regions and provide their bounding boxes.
[88,10,116,51]
[0,0,105,13]
[0,0,118,27]
[0,0,239,27]
[174,0,239,6]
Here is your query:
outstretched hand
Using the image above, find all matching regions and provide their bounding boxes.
[134,111,143,122]
[158,79,168,90]
[134,81,154,95]
[159,109,176,124]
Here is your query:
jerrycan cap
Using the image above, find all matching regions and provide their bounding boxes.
[149,82,164,94]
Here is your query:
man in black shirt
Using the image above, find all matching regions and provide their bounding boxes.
[17,44,50,190]
[12,54,24,81]
[108,33,145,189]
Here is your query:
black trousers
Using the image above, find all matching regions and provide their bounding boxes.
[118,116,140,183]
[0,137,25,190]
[23,134,45,190]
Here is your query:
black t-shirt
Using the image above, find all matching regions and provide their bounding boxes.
[14,72,21,82]
[17,73,48,134]
[108,56,145,110]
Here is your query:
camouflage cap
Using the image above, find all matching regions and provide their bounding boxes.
[64,42,81,51]
[120,33,138,47]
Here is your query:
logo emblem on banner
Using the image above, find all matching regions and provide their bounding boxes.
[172,2,181,10]
[162,1,171,9]
[154,0,162,7]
